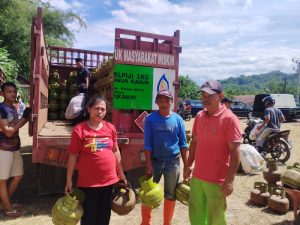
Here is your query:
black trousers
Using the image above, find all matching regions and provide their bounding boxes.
[80,185,114,225]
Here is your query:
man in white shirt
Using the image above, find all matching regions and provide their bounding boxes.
[65,92,86,123]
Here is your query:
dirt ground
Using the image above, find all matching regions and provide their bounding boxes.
[0,118,299,225]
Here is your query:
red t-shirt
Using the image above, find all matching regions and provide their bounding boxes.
[68,121,119,187]
[192,105,242,184]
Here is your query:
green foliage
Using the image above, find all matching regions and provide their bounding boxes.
[0,0,32,77]
[221,71,299,97]
[178,75,200,100]
[41,1,86,47]
[0,0,86,78]
[0,47,19,82]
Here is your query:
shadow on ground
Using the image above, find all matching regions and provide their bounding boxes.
[0,146,62,221]
[0,145,146,221]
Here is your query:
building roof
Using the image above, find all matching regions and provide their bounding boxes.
[17,75,30,87]
[234,95,255,106]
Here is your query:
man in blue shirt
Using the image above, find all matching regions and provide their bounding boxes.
[256,96,285,153]
[141,89,188,225]
[75,57,90,94]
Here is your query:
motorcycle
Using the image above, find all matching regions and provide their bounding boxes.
[243,113,292,163]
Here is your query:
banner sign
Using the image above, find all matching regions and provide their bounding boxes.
[113,64,175,110]
[115,48,175,69]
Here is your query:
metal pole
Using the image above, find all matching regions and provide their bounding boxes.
[292,58,300,100]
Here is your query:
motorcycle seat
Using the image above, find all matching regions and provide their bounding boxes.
[268,130,290,139]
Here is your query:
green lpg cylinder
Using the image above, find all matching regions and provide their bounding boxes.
[281,169,300,190]
[139,176,156,192]
[175,180,190,206]
[138,176,163,209]
[52,193,84,225]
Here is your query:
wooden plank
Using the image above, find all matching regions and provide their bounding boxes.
[39,121,74,137]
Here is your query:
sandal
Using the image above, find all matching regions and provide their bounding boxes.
[0,202,22,210]
[4,207,21,218]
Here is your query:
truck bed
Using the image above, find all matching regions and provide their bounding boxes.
[39,121,73,137]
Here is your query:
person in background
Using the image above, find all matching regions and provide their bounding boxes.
[221,97,233,109]
[185,102,192,116]
[0,82,31,218]
[65,96,126,225]
[16,95,25,120]
[184,80,242,225]
[255,96,285,155]
[142,89,188,225]
[75,57,90,94]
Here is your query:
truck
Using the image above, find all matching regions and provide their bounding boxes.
[252,93,297,121]
[29,7,181,194]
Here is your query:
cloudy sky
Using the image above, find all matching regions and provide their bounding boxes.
[44,0,300,85]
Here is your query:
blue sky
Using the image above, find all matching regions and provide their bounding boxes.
[43,0,300,85]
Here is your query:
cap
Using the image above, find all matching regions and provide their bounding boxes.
[75,57,83,62]
[200,80,223,95]
[221,97,233,103]
[156,89,173,99]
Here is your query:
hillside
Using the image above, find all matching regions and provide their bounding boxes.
[221,71,299,97]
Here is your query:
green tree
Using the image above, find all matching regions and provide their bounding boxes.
[42,2,86,46]
[0,47,19,82]
[221,71,298,97]
[0,0,86,78]
[178,75,200,99]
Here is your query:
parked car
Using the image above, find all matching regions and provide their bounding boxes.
[231,100,253,117]
[294,98,300,119]
[252,94,297,121]
[180,100,203,117]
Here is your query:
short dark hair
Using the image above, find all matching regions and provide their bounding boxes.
[1,82,17,92]
[75,58,83,63]
[86,96,107,108]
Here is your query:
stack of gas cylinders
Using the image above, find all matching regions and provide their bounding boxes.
[250,159,289,214]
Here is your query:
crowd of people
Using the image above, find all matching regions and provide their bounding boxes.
[0,72,285,224]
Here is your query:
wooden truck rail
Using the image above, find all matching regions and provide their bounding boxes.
[49,46,112,69]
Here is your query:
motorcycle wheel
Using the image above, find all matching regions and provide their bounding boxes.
[270,139,290,163]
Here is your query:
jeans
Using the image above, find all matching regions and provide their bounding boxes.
[152,157,180,200]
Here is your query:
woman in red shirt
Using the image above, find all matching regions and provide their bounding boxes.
[65,96,126,225]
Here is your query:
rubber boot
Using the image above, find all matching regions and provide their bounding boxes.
[141,205,152,225]
[163,198,176,225]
